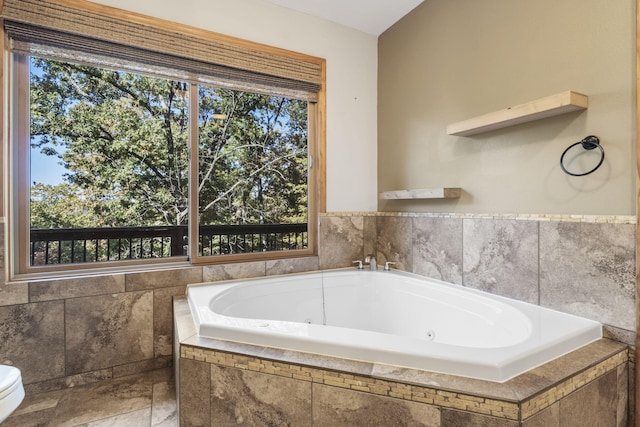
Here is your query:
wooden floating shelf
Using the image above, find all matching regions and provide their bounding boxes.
[379,188,461,200]
[447,91,588,137]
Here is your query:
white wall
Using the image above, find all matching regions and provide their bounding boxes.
[90,0,379,212]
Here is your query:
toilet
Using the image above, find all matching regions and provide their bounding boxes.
[0,365,25,423]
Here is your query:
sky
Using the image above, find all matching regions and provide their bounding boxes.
[30,145,66,186]
[30,60,66,186]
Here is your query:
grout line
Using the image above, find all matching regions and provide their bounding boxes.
[321,212,636,224]
[461,217,465,287]
[537,221,541,306]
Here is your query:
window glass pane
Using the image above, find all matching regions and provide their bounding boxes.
[197,86,309,256]
[29,57,189,265]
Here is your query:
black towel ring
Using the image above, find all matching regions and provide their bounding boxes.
[560,135,604,177]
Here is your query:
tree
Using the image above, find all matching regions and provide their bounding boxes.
[29,57,309,231]
[197,87,308,226]
[30,183,110,228]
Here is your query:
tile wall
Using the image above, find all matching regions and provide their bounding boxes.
[320,213,636,341]
[0,212,635,401]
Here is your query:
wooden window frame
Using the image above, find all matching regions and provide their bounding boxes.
[2,0,326,281]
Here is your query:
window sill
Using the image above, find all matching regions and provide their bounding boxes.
[8,258,192,284]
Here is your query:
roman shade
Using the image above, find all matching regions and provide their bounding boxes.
[2,0,323,100]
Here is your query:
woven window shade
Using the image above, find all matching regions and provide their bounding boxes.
[2,0,322,100]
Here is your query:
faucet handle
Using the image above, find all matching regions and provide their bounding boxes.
[384,261,396,271]
[352,260,364,270]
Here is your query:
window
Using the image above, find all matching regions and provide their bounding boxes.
[3,0,324,278]
[27,57,191,266]
[195,85,310,260]
[16,55,314,273]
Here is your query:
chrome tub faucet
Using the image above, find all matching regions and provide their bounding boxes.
[364,254,377,271]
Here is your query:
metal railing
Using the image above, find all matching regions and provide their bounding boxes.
[30,223,308,265]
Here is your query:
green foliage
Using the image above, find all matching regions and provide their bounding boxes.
[30,183,105,228]
[29,57,309,230]
[197,87,308,225]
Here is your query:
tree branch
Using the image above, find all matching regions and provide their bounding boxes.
[200,152,296,214]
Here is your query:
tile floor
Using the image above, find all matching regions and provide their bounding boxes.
[3,368,177,427]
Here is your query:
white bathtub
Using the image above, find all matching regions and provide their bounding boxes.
[187,269,601,382]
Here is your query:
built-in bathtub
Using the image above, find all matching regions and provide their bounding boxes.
[186,268,601,382]
[175,268,628,425]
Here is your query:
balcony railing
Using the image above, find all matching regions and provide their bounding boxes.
[30,223,308,265]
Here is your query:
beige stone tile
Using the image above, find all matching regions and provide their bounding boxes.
[522,404,560,427]
[125,266,202,291]
[319,216,364,269]
[113,356,172,378]
[628,357,636,427]
[151,370,177,427]
[50,372,154,426]
[312,383,439,427]
[616,363,629,427]
[255,345,375,378]
[363,216,377,257]
[210,364,312,425]
[65,291,154,374]
[376,216,413,271]
[2,407,57,427]
[180,336,376,380]
[462,218,538,303]
[6,370,173,427]
[153,366,174,384]
[79,408,152,426]
[558,369,619,427]
[24,369,113,395]
[441,408,518,426]
[0,301,65,384]
[413,217,463,284]
[11,388,65,418]
[154,285,187,357]
[29,274,125,302]
[202,260,266,281]
[266,256,319,275]
[540,221,635,330]
[0,282,28,306]
[173,299,197,343]
[372,339,627,405]
[604,325,635,346]
[509,339,626,401]
[371,364,519,402]
[179,358,211,427]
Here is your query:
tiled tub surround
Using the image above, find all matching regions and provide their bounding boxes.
[0,212,635,420]
[174,298,629,426]
[320,212,637,337]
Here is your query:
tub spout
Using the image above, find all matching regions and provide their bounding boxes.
[364,254,377,271]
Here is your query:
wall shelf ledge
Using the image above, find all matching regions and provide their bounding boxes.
[379,188,461,200]
[447,91,588,137]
